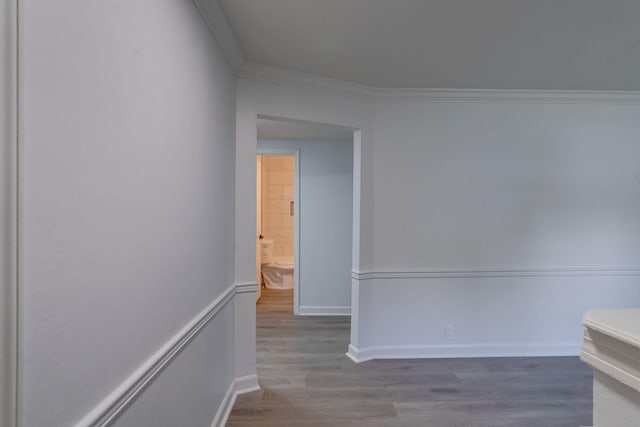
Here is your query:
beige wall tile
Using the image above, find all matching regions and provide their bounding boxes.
[266,200,286,214]
[266,214,284,228]
[260,154,295,261]
[283,156,294,171]
[283,185,294,199]
[284,213,294,228]
[266,184,284,199]
[268,170,293,185]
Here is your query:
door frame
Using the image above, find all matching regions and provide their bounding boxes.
[255,155,262,302]
[256,148,301,314]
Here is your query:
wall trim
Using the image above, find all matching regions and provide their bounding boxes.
[186,4,640,105]
[233,374,260,395]
[346,343,582,364]
[235,281,259,294]
[239,61,640,105]
[192,0,244,72]
[352,267,640,281]
[73,282,255,427]
[209,378,236,427]
[209,374,259,427]
[298,306,351,316]
[239,61,378,101]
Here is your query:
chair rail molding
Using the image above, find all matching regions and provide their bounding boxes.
[73,282,258,427]
[352,267,640,280]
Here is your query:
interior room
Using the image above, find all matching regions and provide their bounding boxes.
[257,153,296,295]
[2,1,639,427]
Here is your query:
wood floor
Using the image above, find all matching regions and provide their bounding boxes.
[227,288,593,426]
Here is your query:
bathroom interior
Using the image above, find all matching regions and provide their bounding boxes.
[257,154,296,296]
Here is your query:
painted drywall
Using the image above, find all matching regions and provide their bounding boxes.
[352,274,640,361]
[21,1,239,425]
[238,78,640,360]
[259,139,353,311]
[112,303,235,427]
[372,100,640,270]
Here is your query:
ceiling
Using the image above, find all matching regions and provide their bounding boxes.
[218,0,640,90]
[257,117,353,141]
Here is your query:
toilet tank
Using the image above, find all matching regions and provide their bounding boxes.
[260,239,274,264]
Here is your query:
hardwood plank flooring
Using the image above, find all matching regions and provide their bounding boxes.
[227,288,592,426]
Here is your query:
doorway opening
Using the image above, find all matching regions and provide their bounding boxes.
[255,116,355,316]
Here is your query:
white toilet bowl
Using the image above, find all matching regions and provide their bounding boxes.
[262,257,294,290]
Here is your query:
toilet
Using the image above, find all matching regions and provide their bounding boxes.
[260,239,294,289]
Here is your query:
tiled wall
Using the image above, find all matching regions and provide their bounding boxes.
[261,155,294,258]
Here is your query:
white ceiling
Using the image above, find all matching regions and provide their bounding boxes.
[218,0,640,90]
[257,117,353,141]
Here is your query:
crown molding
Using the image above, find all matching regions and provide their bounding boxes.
[193,1,640,104]
[238,61,380,101]
[239,61,640,105]
[194,4,640,104]
[192,0,244,72]
[192,2,640,104]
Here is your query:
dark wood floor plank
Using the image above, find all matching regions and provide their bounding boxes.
[226,288,593,426]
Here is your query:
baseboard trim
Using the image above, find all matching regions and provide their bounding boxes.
[209,374,260,427]
[74,282,256,427]
[347,343,582,363]
[298,306,351,316]
[209,379,236,427]
[234,374,260,394]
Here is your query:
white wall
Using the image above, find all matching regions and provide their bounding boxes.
[351,98,640,361]
[21,1,241,425]
[259,139,353,313]
[110,303,235,427]
[352,274,640,361]
[372,101,640,270]
[237,77,640,362]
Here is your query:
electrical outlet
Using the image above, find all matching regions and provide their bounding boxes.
[445,325,455,341]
